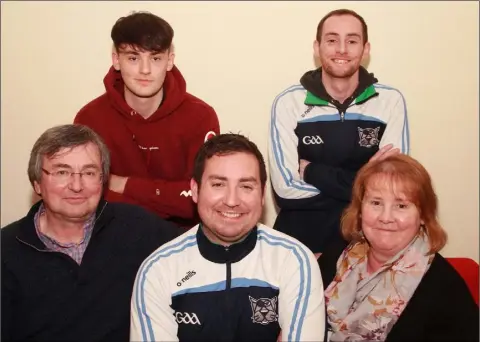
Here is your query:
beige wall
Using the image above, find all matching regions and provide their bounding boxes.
[1,1,478,261]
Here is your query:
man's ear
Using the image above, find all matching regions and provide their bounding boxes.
[33,181,41,196]
[112,46,120,71]
[362,41,371,61]
[167,50,175,72]
[313,39,321,59]
[190,178,199,204]
[261,185,266,206]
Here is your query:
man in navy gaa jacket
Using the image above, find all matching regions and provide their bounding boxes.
[130,134,325,342]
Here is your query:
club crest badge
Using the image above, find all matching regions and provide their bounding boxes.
[249,296,278,325]
[358,127,380,148]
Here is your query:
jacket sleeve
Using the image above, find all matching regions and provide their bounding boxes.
[268,89,321,209]
[130,259,179,342]
[379,90,410,154]
[278,246,325,341]
[303,163,356,202]
[122,108,219,221]
[1,259,16,342]
[148,211,184,246]
[74,112,172,218]
[302,91,410,202]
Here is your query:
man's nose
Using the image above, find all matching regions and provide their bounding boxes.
[224,186,240,207]
[139,59,152,74]
[67,173,84,192]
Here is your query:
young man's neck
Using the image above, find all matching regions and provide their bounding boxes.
[39,210,90,244]
[201,224,250,248]
[124,86,164,119]
[322,70,360,104]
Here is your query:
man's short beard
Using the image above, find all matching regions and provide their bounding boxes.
[321,61,359,79]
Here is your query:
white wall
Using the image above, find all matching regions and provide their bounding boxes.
[1,1,478,261]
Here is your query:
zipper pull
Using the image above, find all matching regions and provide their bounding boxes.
[340,111,345,122]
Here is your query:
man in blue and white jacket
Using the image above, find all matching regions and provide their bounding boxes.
[131,133,325,341]
[268,9,410,256]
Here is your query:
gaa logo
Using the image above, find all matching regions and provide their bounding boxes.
[175,312,201,325]
[302,135,324,145]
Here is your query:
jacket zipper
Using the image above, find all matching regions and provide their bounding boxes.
[328,98,349,122]
[338,92,379,121]
[225,246,231,290]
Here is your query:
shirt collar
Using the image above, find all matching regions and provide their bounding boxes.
[34,202,96,248]
[196,224,257,264]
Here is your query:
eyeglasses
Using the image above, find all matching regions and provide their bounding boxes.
[41,168,103,184]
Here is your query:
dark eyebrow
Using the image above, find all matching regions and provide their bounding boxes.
[324,32,361,39]
[120,50,163,56]
[239,177,258,183]
[346,33,361,39]
[207,175,258,183]
[120,50,140,55]
[208,175,227,181]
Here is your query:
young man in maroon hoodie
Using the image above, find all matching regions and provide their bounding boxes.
[74,11,220,228]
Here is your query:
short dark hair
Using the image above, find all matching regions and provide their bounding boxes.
[28,124,111,188]
[193,133,267,191]
[316,9,368,44]
[111,11,174,53]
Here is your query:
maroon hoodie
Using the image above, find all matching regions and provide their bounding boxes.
[74,65,220,228]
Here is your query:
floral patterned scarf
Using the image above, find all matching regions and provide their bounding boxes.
[324,232,434,341]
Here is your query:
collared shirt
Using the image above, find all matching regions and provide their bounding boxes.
[34,203,95,264]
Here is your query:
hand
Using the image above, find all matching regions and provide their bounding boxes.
[369,144,400,163]
[299,159,311,180]
[109,174,128,194]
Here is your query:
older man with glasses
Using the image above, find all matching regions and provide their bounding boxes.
[1,124,181,342]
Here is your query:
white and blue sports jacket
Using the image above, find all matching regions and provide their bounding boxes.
[268,67,410,252]
[130,224,325,342]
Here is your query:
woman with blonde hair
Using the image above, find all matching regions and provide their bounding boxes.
[318,154,478,341]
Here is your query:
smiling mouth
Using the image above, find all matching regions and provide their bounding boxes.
[64,197,86,202]
[376,228,396,232]
[332,59,350,64]
[218,211,242,219]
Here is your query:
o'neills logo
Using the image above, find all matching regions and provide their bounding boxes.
[177,270,197,287]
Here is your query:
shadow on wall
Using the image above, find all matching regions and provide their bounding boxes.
[260,182,280,225]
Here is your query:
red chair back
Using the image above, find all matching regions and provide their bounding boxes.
[446,257,479,305]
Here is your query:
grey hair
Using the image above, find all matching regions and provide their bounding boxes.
[28,124,110,187]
